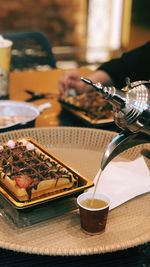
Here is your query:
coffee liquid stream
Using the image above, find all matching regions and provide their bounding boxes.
[90,168,103,208]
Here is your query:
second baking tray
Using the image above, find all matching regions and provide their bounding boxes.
[60,101,114,126]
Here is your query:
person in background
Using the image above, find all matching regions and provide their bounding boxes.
[59,42,150,100]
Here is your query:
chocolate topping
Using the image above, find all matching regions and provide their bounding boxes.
[0,140,78,201]
[65,90,112,119]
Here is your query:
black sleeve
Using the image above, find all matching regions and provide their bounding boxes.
[98,42,150,89]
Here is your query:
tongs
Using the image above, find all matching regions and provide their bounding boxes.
[25,89,59,102]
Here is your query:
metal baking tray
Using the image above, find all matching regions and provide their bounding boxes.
[0,137,94,209]
[60,101,114,125]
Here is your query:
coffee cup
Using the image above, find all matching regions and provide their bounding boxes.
[0,35,13,99]
[77,191,110,235]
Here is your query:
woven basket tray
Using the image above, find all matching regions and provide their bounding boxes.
[0,127,150,256]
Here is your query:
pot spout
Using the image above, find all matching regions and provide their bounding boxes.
[101,131,150,170]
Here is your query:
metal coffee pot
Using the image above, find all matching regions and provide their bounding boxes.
[81,77,150,170]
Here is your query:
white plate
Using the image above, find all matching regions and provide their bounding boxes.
[0,100,39,131]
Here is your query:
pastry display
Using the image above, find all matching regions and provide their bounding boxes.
[0,138,78,202]
[63,90,112,120]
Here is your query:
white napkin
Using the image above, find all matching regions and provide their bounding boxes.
[88,157,150,210]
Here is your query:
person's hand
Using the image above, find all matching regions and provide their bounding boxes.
[59,70,91,100]
[59,69,112,100]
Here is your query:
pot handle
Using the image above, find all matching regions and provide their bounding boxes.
[37,102,52,113]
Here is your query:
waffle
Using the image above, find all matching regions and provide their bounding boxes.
[0,138,78,202]
[64,90,112,119]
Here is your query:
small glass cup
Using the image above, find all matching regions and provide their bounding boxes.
[77,191,110,235]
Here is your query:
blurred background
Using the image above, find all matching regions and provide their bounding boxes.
[0,0,150,70]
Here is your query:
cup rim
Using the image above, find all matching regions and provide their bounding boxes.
[77,191,110,211]
[0,39,13,48]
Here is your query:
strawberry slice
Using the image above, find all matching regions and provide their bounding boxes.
[15,175,32,188]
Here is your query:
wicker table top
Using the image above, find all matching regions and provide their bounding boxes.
[0,127,149,257]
